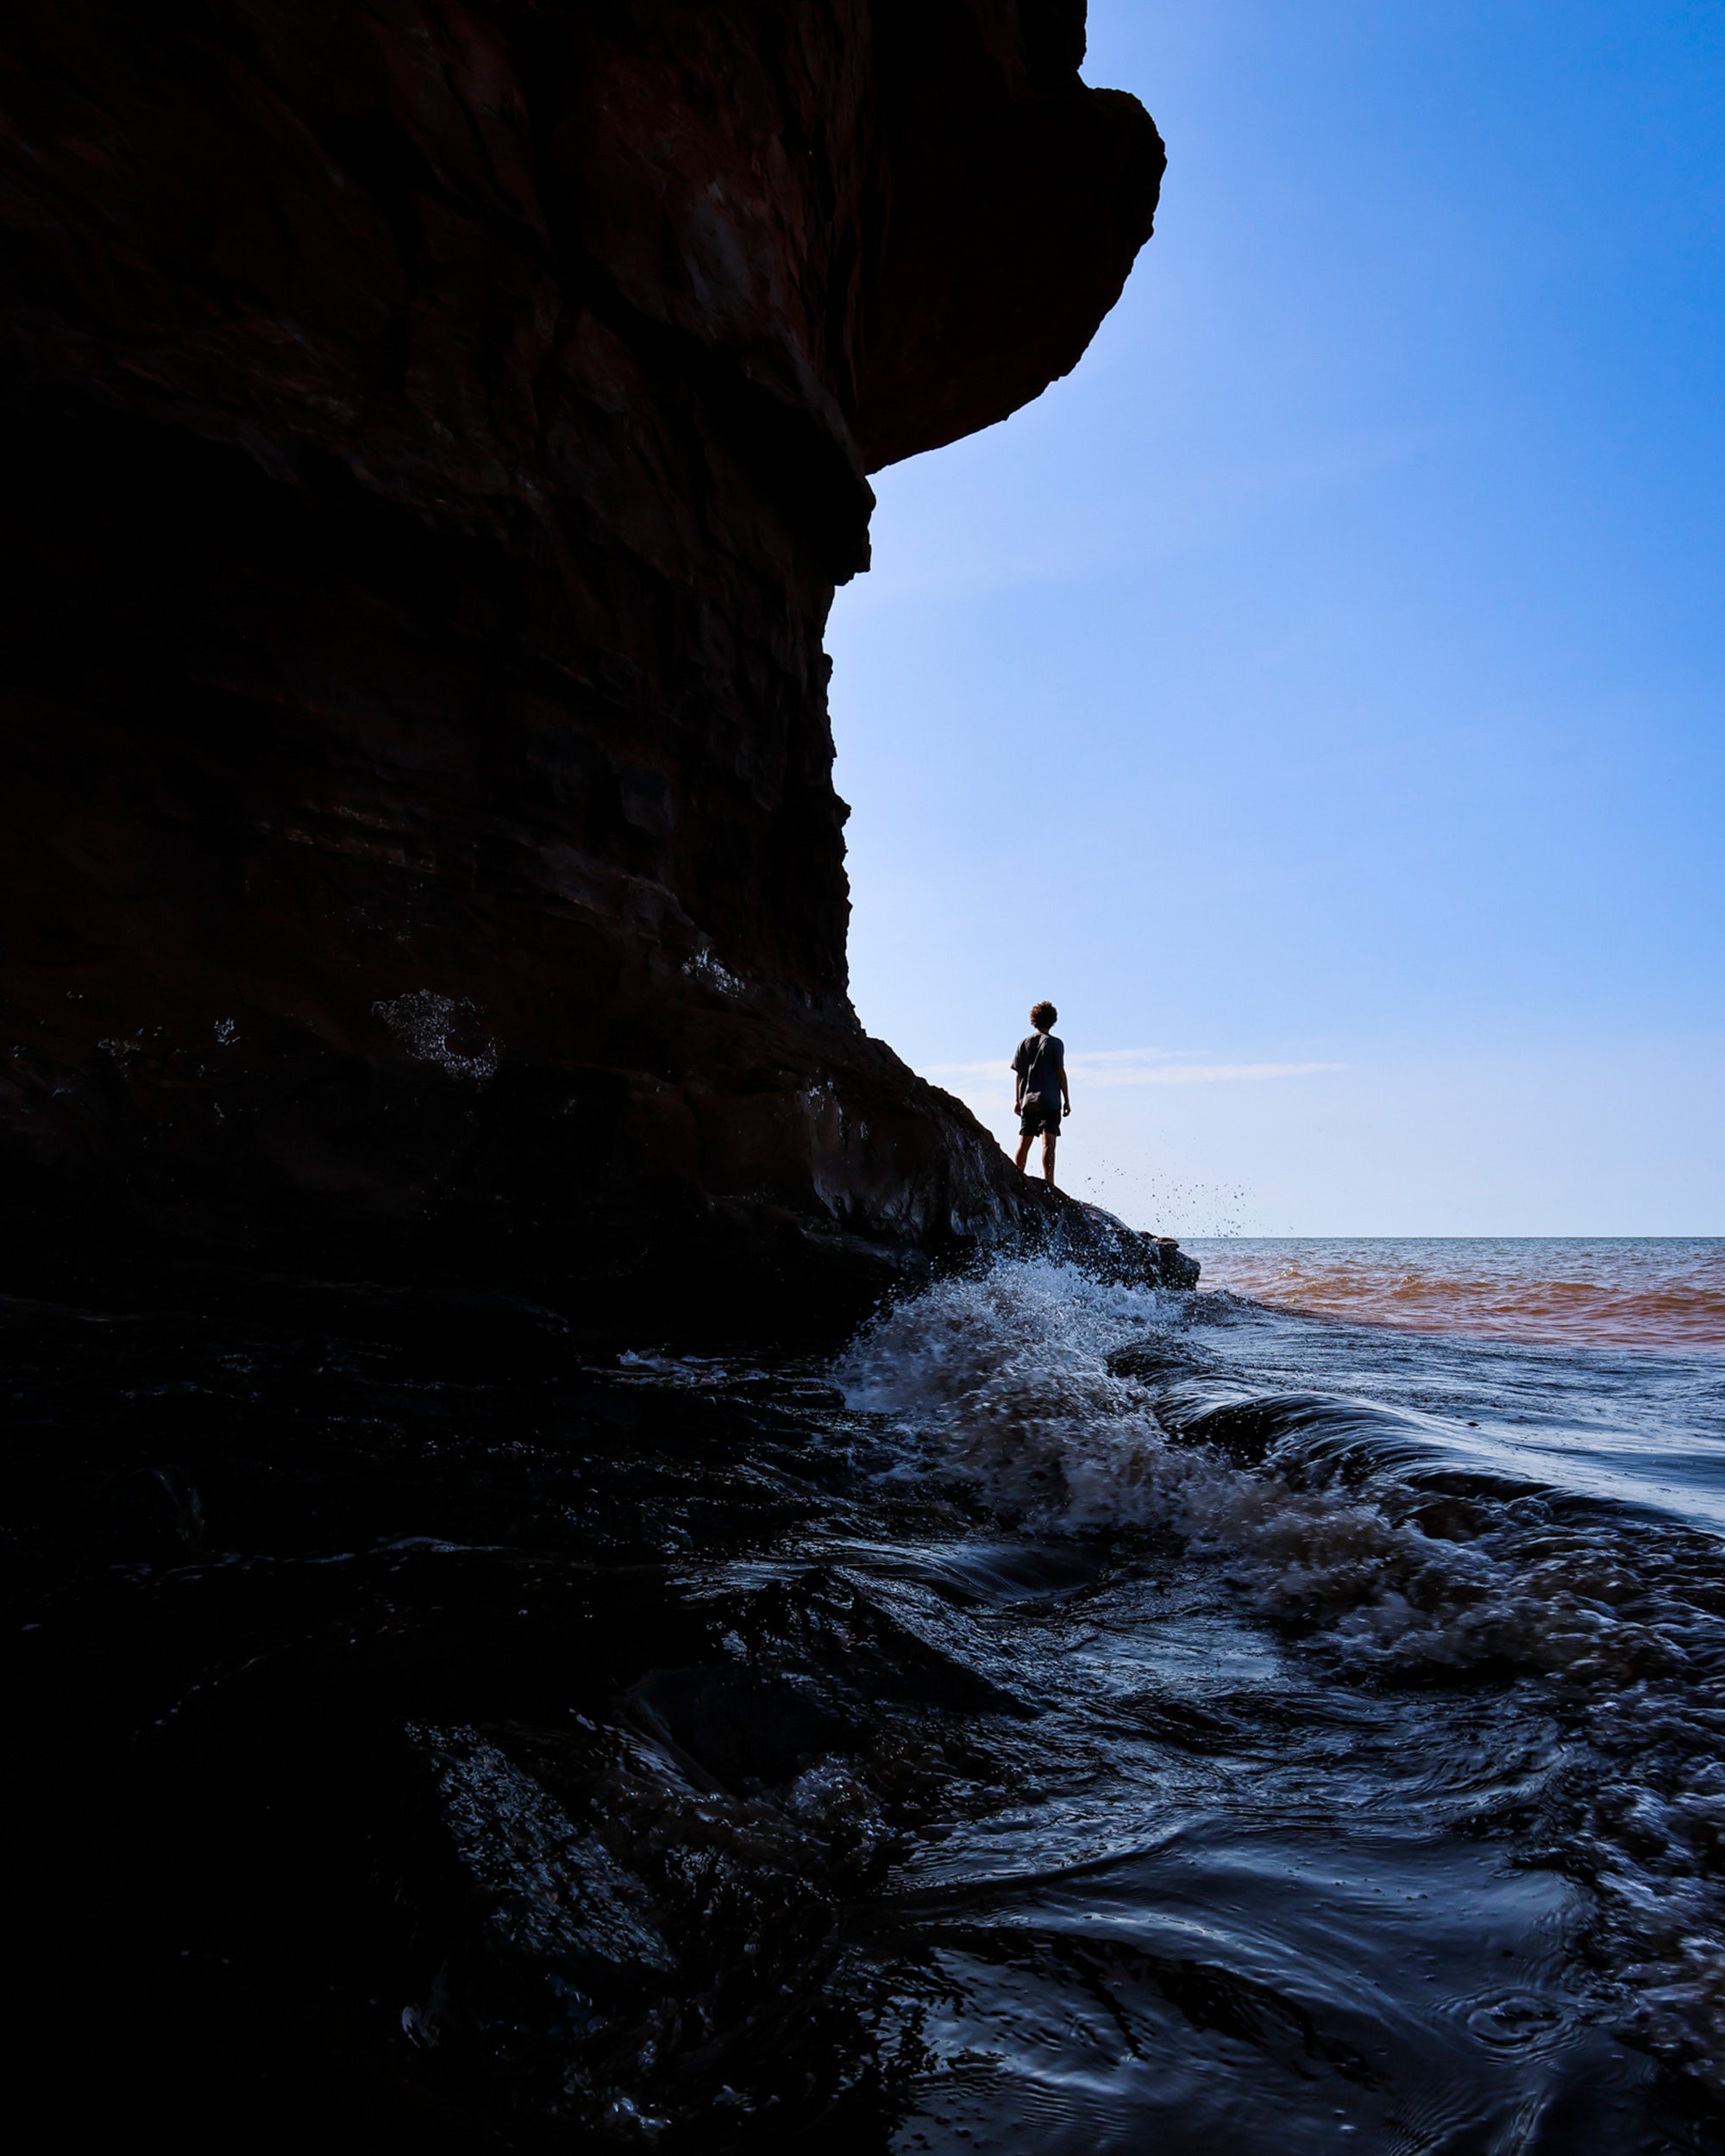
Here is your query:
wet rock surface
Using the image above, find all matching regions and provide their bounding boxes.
[0,1280,1074,2146]
[9,1266,1725,2153]
[3,1311,758,2139]
[0,1,1164,1322]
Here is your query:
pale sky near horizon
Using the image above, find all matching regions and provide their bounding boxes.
[826,0,1724,1237]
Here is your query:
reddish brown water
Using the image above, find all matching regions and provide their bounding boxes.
[1189,1238,1725,1352]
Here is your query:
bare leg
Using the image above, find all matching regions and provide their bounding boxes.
[1042,1133,1057,1186]
[1014,1132,1033,1173]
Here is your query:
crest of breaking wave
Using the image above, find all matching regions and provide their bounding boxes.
[836,1257,1182,1525]
[835,1257,1725,2090]
[836,1258,1555,1664]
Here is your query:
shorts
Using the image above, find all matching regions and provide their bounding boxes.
[1019,1099,1063,1138]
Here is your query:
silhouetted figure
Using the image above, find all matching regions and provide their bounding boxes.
[1013,1000,1070,1187]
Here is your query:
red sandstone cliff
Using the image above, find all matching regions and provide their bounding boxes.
[0,1,1172,1323]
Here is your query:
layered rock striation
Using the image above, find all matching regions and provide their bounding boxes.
[0,0,1182,1323]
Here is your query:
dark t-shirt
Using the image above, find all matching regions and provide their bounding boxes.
[1013,1030,1065,1107]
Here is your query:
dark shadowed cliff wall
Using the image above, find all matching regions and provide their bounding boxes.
[0,1,1165,1322]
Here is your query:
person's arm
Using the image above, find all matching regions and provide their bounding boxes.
[1058,1042,1071,1112]
[1012,1044,1027,1111]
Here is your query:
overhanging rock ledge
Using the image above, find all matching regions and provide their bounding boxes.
[0,0,1186,1326]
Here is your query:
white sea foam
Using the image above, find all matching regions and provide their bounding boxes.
[837,1260,1179,1526]
[837,1259,1562,1668]
[837,1257,1725,2088]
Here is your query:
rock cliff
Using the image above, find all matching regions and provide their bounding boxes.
[0,0,1184,1326]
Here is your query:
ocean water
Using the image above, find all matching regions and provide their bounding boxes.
[1190,1237,1725,1354]
[826,1238,1725,2151]
[13,1239,1725,2150]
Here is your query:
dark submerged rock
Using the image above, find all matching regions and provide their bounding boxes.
[0,0,1171,1329]
[398,1721,676,2052]
[0,1288,1036,2142]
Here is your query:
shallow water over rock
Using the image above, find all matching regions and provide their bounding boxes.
[6,1260,1725,2150]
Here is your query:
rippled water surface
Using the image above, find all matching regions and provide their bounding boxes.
[1189,1237,1725,1352]
[829,1254,1725,2152]
[9,1244,1725,2152]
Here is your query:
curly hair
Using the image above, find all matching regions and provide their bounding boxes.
[1030,1000,1057,1030]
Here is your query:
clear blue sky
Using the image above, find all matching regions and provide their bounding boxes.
[827,0,1724,1236]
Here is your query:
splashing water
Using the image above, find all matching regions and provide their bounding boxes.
[16,1250,1725,2147]
[838,1255,1725,2102]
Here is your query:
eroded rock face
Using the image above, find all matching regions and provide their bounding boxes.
[0,0,1170,1324]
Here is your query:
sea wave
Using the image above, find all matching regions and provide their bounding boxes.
[835,1257,1725,2091]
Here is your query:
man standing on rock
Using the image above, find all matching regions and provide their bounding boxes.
[1013,1001,1070,1186]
